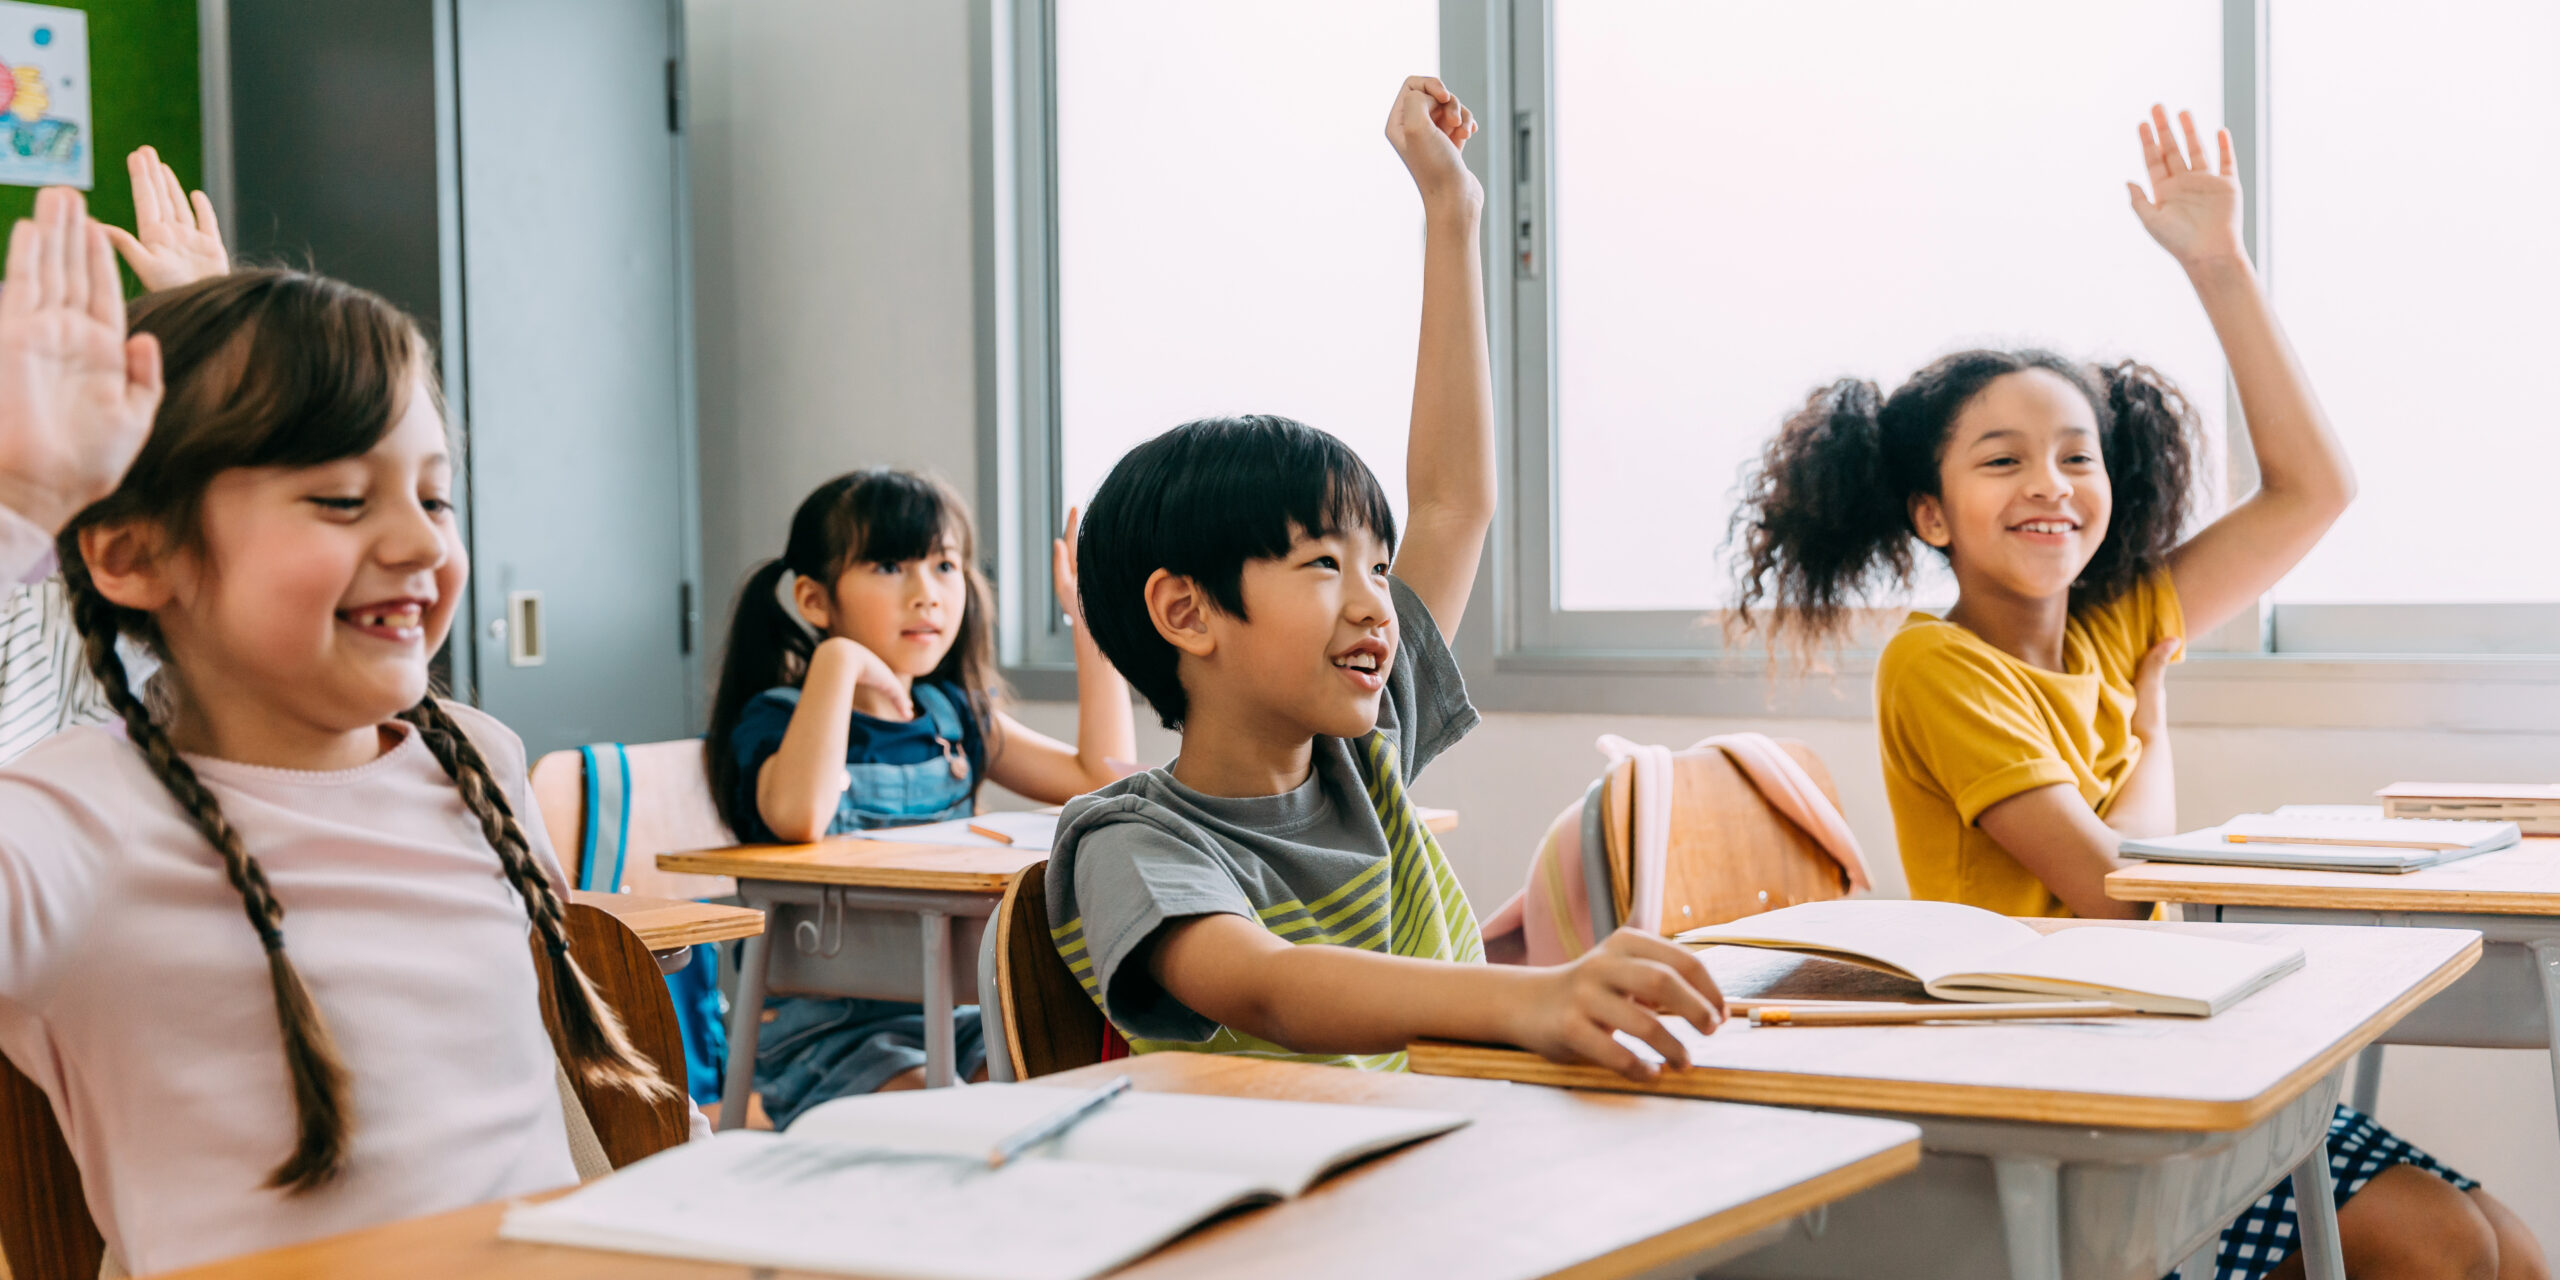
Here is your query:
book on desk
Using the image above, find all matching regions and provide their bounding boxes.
[2380,782,2560,835]
[499,1081,1467,1280]
[2123,809,2521,873]
[1675,900,2302,1016]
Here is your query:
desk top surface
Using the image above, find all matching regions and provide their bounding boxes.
[659,808,1458,893]
[2107,836,2560,915]
[567,891,764,951]
[1410,919,2478,1131]
[156,1053,1915,1280]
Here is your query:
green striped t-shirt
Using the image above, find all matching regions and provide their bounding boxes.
[1046,576,1481,1069]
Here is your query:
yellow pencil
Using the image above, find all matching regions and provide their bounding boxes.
[1747,1000,2137,1027]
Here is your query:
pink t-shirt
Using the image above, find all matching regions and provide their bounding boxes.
[0,704,579,1274]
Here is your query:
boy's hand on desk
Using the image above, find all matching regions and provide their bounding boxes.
[1512,929,1726,1083]
[1384,76,1481,211]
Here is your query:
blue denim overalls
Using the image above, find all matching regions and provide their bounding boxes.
[753,682,991,1126]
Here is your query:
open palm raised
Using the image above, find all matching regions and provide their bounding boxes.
[0,188,162,535]
[2126,104,2245,270]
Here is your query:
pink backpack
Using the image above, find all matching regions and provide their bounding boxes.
[1481,733,1870,966]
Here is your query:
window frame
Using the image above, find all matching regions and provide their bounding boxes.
[979,0,2560,719]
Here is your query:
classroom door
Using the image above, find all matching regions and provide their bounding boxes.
[453,0,698,755]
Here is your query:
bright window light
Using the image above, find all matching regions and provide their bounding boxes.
[1053,1,1440,523]
[2265,0,2560,604]
[1550,0,2226,612]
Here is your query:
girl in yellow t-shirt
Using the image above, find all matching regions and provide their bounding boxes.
[1728,106,2543,1280]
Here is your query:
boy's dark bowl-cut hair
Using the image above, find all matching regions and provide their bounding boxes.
[1076,415,1397,729]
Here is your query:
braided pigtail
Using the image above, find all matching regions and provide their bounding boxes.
[397,697,676,1103]
[62,573,354,1192]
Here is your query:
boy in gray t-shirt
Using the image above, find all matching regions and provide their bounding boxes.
[1048,76,1720,1082]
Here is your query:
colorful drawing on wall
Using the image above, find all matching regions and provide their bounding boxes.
[0,3,85,189]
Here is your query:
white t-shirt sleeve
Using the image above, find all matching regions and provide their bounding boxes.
[0,505,54,585]
[0,754,117,1005]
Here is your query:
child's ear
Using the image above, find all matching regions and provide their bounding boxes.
[78,521,176,611]
[1143,569,1216,659]
[1909,494,1952,549]
[791,572,835,634]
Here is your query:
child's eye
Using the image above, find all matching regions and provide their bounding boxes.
[420,496,453,516]
[936,559,959,573]
[871,561,902,575]
[1307,554,1340,571]
[307,496,364,515]
[1371,563,1391,577]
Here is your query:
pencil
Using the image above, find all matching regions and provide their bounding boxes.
[966,822,1016,846]
[1747,1000,2137,1027]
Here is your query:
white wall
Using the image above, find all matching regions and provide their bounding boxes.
[687,1,2560,1256]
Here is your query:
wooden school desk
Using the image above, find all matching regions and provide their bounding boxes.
[152,1051,1916,1280]
[1409,920,2479,1280]
[661,810,1459,1123]
[2110,836,2560,1137]
[566,890,765,974]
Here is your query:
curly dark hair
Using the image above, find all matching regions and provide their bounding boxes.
[1726,349,2195,659]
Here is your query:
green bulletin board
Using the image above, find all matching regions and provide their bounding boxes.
[0,0,200,282]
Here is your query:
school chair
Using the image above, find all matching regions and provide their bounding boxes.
[1484,734,1871,963]
[0,902,685,1280]
[529,741,739,1103]
[985,862,1111,1079]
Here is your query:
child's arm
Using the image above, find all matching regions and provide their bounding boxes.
[101,146,228,292]
[2129,106,2355,637]
[1379,77,1495,641]
[0,187,161,562]
[754,637,914,843]
[2100,638,2182,841]
[1149,912,1726,1082]
[986,508,1139,803]
[1972,637,2179,920]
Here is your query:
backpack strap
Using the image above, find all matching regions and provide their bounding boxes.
[576,743,634,893]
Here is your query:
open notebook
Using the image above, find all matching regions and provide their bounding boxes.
[2122,811,2519,873]
[1674,900,2302,1016]
[499,1082,1467,1280]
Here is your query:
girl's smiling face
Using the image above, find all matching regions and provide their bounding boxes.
[1911,368,2113,605]
[94,372,465,744]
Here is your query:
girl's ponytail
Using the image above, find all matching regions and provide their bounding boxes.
[703,556,815,836]
[1726,377,1914,658]
[2077,358,2196,611]
[63,570,356,1193]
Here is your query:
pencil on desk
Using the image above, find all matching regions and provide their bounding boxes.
[966,822,1016,845]
[1747,1000,2137,1027]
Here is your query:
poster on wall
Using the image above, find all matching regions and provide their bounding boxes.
[0,3,84,189]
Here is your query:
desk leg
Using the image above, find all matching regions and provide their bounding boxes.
[2536,940,2560,1152]
[921,909,954,1089]
[2348,1044,2384,1117]
[1991,1155,2063,1280]
[718,929,771,1131]
[2293,1138,2345,1280]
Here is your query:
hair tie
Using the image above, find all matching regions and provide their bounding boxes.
[773,569,822,642]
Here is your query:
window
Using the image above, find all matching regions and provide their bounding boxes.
[997,0,2560,687]
[1533,0,2225,631]
[2261,0,2560,650]
[1052,1,1439,530]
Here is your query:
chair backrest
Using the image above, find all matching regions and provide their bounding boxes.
[992,863,1109,1079]
[1602,738,1853,933]
[0,1054,102,1280]
[534,901,697,1169]
[530,741,737,900]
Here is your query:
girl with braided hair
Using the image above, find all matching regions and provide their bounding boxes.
[0,264,671,1274]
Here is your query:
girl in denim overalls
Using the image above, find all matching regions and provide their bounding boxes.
[705,470,1135,1126]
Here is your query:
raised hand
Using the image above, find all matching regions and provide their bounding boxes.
[1051,505,1086,628]
[0,188,163,536]
[2126,104,2244,270]
[103,144,229,291]
[1383,75,1481,210]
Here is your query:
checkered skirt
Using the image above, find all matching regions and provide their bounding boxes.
[2205,1104,2476,1280]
